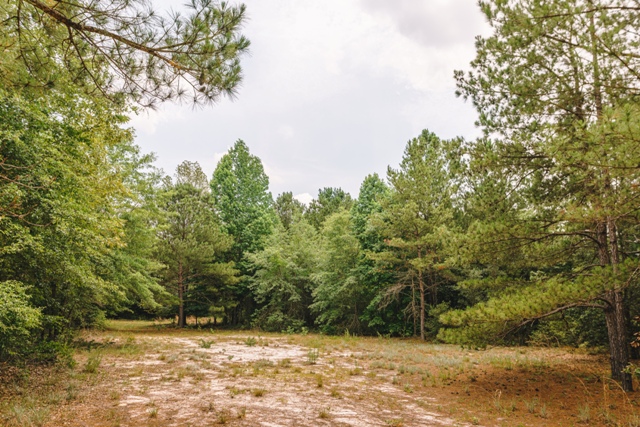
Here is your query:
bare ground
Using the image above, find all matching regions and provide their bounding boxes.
[2,321,639,427]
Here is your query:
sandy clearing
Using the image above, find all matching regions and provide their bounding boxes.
[102,334,466,427]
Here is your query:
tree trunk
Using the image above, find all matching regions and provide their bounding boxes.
[178,262,186,328]
[419,271,426,341]
[604,289,633,391]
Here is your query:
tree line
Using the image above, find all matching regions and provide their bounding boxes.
[1,0,639,392]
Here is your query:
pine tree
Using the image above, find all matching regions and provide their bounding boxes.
[373,130,463,340]
[445,0,640,390]
[156,161,236,327]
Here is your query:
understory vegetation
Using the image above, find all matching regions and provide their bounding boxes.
[1,0,640,400]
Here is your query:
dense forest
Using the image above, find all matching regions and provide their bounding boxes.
[1,0,640,393]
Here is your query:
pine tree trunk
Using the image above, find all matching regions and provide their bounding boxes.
[419,271,426,341]
[604,289,633,391]
[178,262,186,328]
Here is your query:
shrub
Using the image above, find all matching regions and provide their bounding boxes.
[0,281,41,362]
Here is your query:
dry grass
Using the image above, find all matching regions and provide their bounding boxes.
[0,320,638,426]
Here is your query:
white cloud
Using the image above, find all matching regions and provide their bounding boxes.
[294,192,314,206]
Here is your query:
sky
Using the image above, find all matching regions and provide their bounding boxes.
[131,0,491,205]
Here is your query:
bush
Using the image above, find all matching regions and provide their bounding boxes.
[0,281,42,361]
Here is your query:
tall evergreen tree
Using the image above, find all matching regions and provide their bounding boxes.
[350,174,404,335]
[444,0,640,390]
[156,161,236,327]
[373,130,463,340]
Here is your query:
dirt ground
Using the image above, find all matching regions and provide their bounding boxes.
[1,321,639,427]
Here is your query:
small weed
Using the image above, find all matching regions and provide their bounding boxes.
[403,383,413,393]
[578,403,590,423]
[253,358,274,369]
[471,416,480,425]
[330,388,341,398]
[237,407,247,419]
[319,407,331,419]
[306,348,319,365]
[10,404,50,427]
[199,339,214,349]
[349,367,362,375]
[244,337,257,347]
[539,403,548,419]
[83,352,103,373]
[165,353,179,363]
[492,389,502,411]
[525,397,538,413]
[386,419,404,427]
[216,409,230,424]
[278,358,291,368]
[252,388,266,397]
[229,387,243,397]
[148,407,158,418]
[65,384,78,401]
[316,374,324,388]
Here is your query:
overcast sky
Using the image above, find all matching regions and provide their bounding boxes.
[132,1,491,205]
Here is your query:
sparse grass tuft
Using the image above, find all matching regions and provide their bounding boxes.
[199,339,214,348]
[252,388,266,397]
[539,403,548,419]
[318,407,331,419]
[306,348,319,365]
[83,352,103,373]
[578,403,590,423]
[525,397,538,413]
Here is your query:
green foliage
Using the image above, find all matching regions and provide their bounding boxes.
[527,308,608,348]
[211,140,276,262]
[311,210,363,334]
[0,90,165,361]
[274,192,305,230]
[447,0,640,389]
[0,281,41,361]
[156,161,237,327]
[210,140,276,325]
[248,219,319,332]
[305,187,353,230]
[1,0,250,107]
[371,130,463,340]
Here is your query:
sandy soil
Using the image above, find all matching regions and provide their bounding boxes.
[4,325,636,427]
[60,334,463,427]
